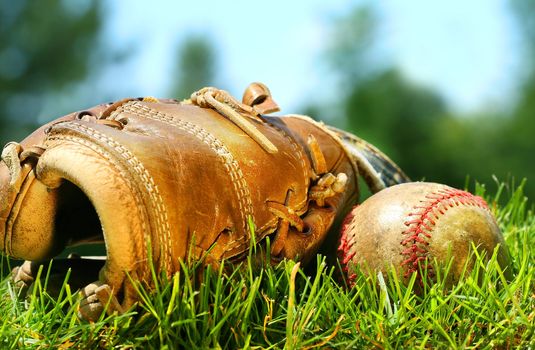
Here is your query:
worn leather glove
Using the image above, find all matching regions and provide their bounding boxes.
[0,83,409,321]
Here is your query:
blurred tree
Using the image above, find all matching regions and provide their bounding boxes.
[0,0,104,145]
[417,0,535,196]
[502,0,535,196]
[511,0,535,71]
[343,69,447,181]
[322,6,449,183]
[170,35,217,100]
[324,6,380,86]
[318,4,534,199]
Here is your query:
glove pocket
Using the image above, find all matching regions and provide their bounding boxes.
[3,168,64,260]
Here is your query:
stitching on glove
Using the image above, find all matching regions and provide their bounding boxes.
[45,135,149,271]
[46,123,173,274]
[115,102,256,252]
[100,98,138,119]
[123,102,255,230]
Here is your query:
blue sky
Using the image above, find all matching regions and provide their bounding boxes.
[103,0,518,114]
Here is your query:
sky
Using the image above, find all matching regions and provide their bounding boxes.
[102,0,518,115]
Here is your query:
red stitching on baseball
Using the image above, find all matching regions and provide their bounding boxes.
[400,187,489,282]
[337,206,358,285]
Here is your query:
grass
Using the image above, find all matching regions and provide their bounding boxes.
[0,181,533,349]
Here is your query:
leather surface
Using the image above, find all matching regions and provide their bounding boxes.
[0,95,362,311]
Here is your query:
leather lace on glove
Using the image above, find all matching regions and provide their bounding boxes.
[0,83,409,321]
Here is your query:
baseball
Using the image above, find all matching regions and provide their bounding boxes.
[338,182,511,286]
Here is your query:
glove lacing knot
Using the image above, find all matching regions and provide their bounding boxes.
[189,87,279,154]
[1,142,45,189]
[267,173,348,259]
[267,201,306,258]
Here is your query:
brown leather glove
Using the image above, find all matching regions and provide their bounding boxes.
[0,83,409,321]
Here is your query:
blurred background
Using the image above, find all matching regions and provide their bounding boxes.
[0,0,533,199]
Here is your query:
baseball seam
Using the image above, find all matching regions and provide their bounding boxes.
[400,187,489,281]
[337,208,358,284]
[338,186,489,286]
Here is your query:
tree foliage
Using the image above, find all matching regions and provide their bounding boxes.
[0,0,104,145]
[321,4,534,199]
[170,35,217,100]
[0,2,531,198]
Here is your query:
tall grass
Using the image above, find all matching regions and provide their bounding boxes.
[0,182,533,349]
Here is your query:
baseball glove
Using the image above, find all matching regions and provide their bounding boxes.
[0,83,409,320]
